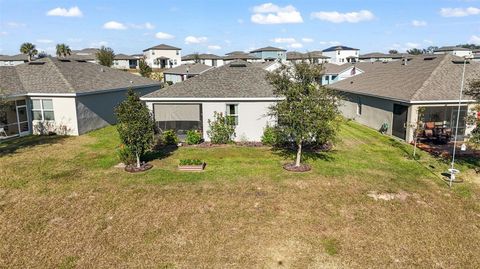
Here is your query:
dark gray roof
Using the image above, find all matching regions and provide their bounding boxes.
[222,53,260,61]
[286,51,305,60]
[359,52,405,59]
[143,61,276,99]
[329,54,480,102]
[323,45,359,52]
[0,57,160,96]
[434,46,471,52]
[163,63,213,75]
[143,44,181,52]
[0,54,29,61]
[250,46,286,53]
[114,54,138,60]
[182,53,222,61]
[225,51,246,55]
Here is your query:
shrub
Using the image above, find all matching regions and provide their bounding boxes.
[185,130,202,145]
[261,125,278,146]
[179,159,203,166]
[117,145,135,165]
[166,81,173,86]
[207,111,235,144]
[469,126,480,147]
[162,130,178,145]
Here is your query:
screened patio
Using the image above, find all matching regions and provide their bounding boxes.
[153,103,202,139]
[417,105,468,143]
[0,99,30,139]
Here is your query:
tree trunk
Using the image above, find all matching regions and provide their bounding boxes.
[136,152,141,168]
[295,141,302,167]
[28,54,31,62]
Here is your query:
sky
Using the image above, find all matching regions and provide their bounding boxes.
[1,0,480,56]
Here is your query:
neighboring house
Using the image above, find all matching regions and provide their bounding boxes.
[113,54,139,69]
[473,49,480,62]
[329,54,479,143]
[321,63,364,85]
[250,46,287,62]
[358,52,405,62]
[0,54,29,66]
[0,57,160,139]
[68,48,99,63]
[163,63,213,84]
[434,46,473,58]
[286,51,330,64]
[182,54,224,67]
[322,45,359,65]
[143,44,182,69]
[141,61,281,141]
[222,52,261,63]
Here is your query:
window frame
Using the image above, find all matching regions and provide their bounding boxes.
[31,98,55,121]
[356,97,362,116]
[225,104,239,126]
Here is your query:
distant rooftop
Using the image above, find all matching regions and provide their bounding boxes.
[182,53,222,61]
[143,44,181,52]
[163,63,213,75]
[323,45,359,52]
[250,46,286,53]
[434,46,472,52]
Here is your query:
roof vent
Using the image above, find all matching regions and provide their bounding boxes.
[230,62,247,68]
[59,59,71,62]
[76,60,87,63]
[100,68,104,72]
[423,57,436,61]
[28,62,45,65]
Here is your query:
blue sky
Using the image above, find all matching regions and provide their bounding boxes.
[1,0,480,55]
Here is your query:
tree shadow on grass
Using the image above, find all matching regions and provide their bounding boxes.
[0,135,68,157]
[271,144,334,164]
[143,145,178,162]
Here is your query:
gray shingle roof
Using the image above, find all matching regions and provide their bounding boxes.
[0,54,29,61]
[329,54,480,102]
[163,63,213,75]
[222,53,260,61]
[182,53,222,61]
[323,45,359,52]
[250,46,286,53]
[0,57,160,96]
[114,54,138,60]
[143,61,276,99]
[143,44,181,52]
[434,46,471,52]
[359,52,405,59]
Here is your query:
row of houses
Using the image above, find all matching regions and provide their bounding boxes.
[1,46,479,146]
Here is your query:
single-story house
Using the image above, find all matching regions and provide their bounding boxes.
[286,51,330,64]
[321,63,365,85]
[182,54,224,67]
[329,54,479,143]
[434,46,473,58]
[250,46,287,62]
[113,54,139,69]
[0,54,29,66]
[141,61,281,141]
[222,52,261,64]
[163,63,213,84]
[358,52,405,62]
[0,57,160,139]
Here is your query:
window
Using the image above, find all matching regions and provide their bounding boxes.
[212,59,217,67]
[338,51,340,55]
[226,104,238,125]
[152,51,155,55]
[32,99,55,121]
[356,98,362,115]
[176,50,179,55]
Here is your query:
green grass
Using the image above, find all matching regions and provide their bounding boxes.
[0,121,479,268]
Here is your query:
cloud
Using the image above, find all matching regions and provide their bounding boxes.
[103,21,127,30]
[67,38,82,43]
[411,20,427,27]
[155,32,175,39]
[319,41,341,46]
[237,19,244,24]
[440,7,480,17]
[302,37,314,43]
[251,3,303,24]
[208,45,222,50]
[185,36,208,44]
[129,22,155,30]
[0,31,7,36]
[272,37,297,44]
[46,6,83,17]
[6,22,26,27]
[289,43,303,49]
[36,39,54,44]
[470,35,480,43]
[311,10,374,23]
[405,42,420,48]
[90,41,109,47]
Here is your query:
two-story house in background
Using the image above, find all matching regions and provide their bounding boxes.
[322,45,359,65]
[143,44,182,69]
[250,46,287,62]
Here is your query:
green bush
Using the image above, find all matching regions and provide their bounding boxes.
[261,125,278,146]
[179,159,203,166]
[186,130,202,145]
[207,112,236,144]
[161,130,178,145]
[166,81,173,86]
[469,126,480,147]
[117,145,135,165]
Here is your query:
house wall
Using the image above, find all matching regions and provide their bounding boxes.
[113,59,131,69]
[323,50,359,65]
[29,96,79,136]
[340,93,395,135]
[144,49,181,68]
[75,86,159,135]
[0,60,27,66]
[252,51,287,62]
[164,73,184,84]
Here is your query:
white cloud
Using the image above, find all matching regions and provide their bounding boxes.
[155,32,175,39]
[302,37,314,43]
[6,22,26,27]
[103,21,127,30]
[411,20,427,27]
[470,35,480,43]
[272,37,297,44]
[0,31,7,36]
[406,42,420,48]
[185,36,208,44]
[251,3,303,24]
[129,22,155,30]
[311,10,374,23]
[208,45,222,50]
[237,19,244,24]
[440,7,480,17]
[289,43,303,49]
[46,6,83,17]
[67,38,82,43]
[37,39,54,44]
[90,41,109,48]
[319,40,341,46]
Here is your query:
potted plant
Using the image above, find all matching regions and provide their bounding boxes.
[178,159,206,171]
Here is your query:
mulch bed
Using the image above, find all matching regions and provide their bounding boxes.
[125,163,153,173]
[187,142,264,148]
[283,163,311,172]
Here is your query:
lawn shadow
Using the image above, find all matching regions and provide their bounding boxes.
[0,135,68,157]
[271,144,334,163]
[144,145,178,162]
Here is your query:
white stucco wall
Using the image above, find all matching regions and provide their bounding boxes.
[113,59,131,69]
[0,60,27,66]
[144,49,181,68]
[30,96,79,135]
[164,73,183,84]
[323,50,359,65]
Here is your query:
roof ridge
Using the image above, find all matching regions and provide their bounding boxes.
[410,54,449,100]
[47,58,76,93]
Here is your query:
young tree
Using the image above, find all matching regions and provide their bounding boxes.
[19,42,38,61]
[55,43,72,58]
[466,80,480,147]
[139,58,152,78]
[407,48,423,55]
[388,49,399,54]
[96,46,115,67]
[115,89,155,168]
[267,62,341,167]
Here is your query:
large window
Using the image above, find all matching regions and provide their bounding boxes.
[32,99,55,121]
[153,104,202,137]
[226,104,238,125]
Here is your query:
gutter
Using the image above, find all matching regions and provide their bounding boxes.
[25,83,161,97]
[140,97,284,101]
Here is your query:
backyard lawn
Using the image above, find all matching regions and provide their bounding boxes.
[0,121,479,268]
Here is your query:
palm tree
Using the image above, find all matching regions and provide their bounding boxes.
[19,42,38,62]
[56,43,72,58]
